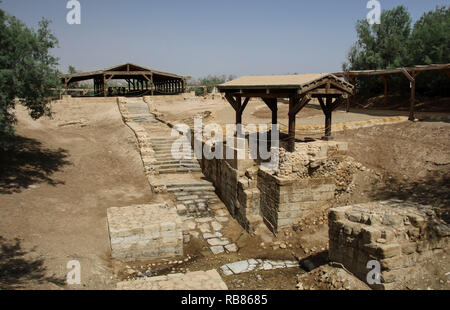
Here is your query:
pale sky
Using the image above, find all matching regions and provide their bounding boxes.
[1,0,448,78]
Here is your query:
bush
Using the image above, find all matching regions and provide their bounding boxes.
[0,7,59,148]
[189,74,235,94]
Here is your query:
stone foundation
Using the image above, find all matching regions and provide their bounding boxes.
[193,133,346,233]
[107,203,183,261]
[328,200,450,290]
[258,169,335,233]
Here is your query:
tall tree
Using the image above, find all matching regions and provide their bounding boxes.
[344,6,412,72]
[344,5,449,97]
[409,6,449,96]
[0,7,59,148]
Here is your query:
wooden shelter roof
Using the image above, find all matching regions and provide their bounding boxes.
[59,62,186,83]
[333,63,450,77]
[217,73,354,97]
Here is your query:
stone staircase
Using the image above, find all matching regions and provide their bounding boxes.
[167,182,219,217]
[125,102,159,124]
[148,137,202,174]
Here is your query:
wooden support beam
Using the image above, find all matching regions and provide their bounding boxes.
[231,92,297,99]
[298,78,353,96]
[287,96,299,152]
[289,94,312,116]
[235,97,243,125]
[346,75,356,112]
[105,75,114,83]
[318,96,343,140]
[409,77,416,121]
[262,98,278,125]
[103,75,107,97]
[381,75,388,105]
[401,68,415,82]
[324,97,333,139]
[399,68,418,121]
[241,97,250,115]
[224,93,238,111]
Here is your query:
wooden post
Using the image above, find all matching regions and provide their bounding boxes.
[318,97,333,140]
[272,102,277,125]
[409,77,416,121]
[288,96,298,152]
[346,75,355,112]
[381,75,388,105]
[324,110,332,139]
[236,97,242,125]
[103,75,107,97]
[401,68,416,121]
[262,98,278,149]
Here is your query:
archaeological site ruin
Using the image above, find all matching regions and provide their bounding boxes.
[1,2,449,295]
[90,64,448,290]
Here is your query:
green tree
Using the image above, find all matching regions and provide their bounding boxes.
[344,6,411,71]
[344,5,450,97]
[191,74,235,93]
[409,6,449,96]
[68,65,77,75]
[343,6,412,96]
[0,7,59,148]
[67,65,81,88]
[410,6,450,65]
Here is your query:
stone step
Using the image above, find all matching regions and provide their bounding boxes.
[158,168,202,174]
[150,139,179,143]
[166,182,213,188]
[149,139,178,143]
[168,186,216,192]
[154,155,196,160]
[153,164,200,170]
[152,160,199,165]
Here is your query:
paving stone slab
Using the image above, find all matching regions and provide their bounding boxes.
[117,269,228,290]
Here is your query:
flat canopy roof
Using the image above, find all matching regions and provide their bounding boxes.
[60,62,186,84]
[333,63,450,77]
[217,73,354,91]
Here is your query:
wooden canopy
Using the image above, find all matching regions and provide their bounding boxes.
[334,63,450,120]
[59,62,187,97]
[217,74,354,152]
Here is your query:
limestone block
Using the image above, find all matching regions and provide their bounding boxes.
[107,203,183,261]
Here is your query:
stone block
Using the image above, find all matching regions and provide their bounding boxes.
[107,204,183,261]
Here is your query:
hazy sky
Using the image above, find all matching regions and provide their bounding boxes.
[1,0,447,78]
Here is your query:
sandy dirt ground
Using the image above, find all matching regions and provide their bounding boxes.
[0,99,153,289]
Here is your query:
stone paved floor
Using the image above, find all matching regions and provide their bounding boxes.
[220,259,299,276]
[117,269,228,290]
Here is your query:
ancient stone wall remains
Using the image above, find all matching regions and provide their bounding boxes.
[328,201,450,290]
[107,203,183,261]
[192,133,348,233]
[258,169,335,233]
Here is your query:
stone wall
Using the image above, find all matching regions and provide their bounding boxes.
[328,201,450,290]
[197,144,252,230]
[107,203,183,261]
[258,169,335,234]
[192,133,344,234]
